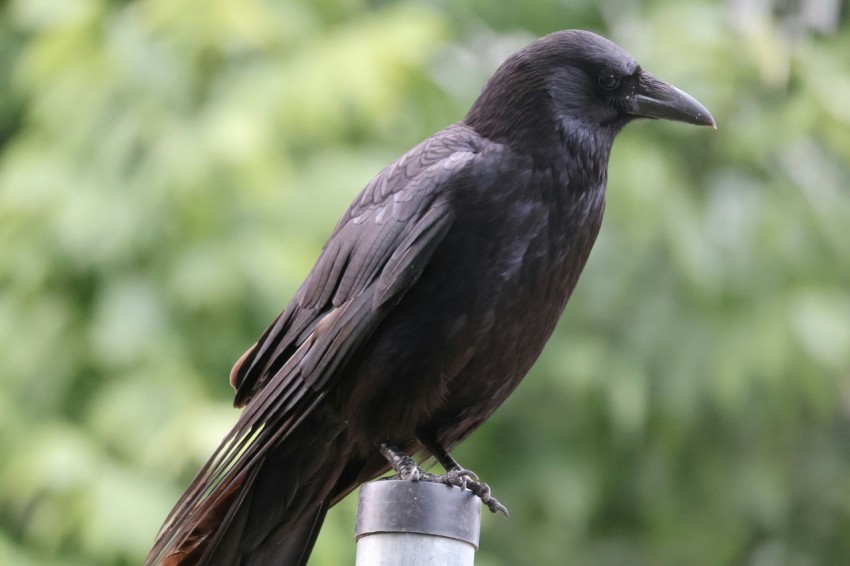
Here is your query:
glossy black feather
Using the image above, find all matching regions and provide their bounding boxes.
[147,30,713,566]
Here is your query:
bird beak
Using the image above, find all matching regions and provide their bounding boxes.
[626,71,716,128]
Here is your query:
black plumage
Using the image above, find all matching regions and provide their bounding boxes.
[147,29,714,566]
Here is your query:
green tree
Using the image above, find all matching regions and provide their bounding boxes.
[1,1,848,564]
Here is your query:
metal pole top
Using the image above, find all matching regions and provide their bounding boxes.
[355,480,482,548]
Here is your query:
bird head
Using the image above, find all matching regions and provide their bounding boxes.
[465,30,715,154]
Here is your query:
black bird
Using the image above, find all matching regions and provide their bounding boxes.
[147,29,714,566]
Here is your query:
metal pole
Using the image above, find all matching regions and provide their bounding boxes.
[355,479,482,566]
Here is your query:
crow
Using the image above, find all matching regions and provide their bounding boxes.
[147,29,714,566]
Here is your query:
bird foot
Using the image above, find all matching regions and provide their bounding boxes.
[463,477,509,518]
[422,468,509,518]
[441,467,479,488]
[378,443,508,517]
[380,443,422,481]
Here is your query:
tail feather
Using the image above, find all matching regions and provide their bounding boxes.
[148,413,355,566]
[155,460,258,565]
[240,503,329,566]
[148,293,389,564]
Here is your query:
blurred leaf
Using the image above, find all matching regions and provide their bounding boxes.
[1,0,849,564]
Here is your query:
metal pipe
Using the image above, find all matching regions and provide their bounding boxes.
[354,479,482,566]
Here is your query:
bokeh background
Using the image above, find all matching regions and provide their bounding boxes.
[2,0,849,564]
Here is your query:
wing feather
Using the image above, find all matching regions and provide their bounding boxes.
[146,133,477,565]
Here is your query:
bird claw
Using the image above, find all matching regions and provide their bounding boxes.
[463,478,509,518]
[440,467,479,489]
[380,443,422,481]
[474,481,510,519]
[451,467,480,482]
[379,443,508,517]
[423,469,508,518]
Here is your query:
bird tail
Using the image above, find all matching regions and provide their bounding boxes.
[148,293,391,564]
[148,451,344,566]
[146,412,397,566]
[230,502,329,566]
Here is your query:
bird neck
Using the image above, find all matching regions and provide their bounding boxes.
[464,60,560,157]
[464,81,619,189]
[554,119,619,192]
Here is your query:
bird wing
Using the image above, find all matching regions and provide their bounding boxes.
[147,131,477,565]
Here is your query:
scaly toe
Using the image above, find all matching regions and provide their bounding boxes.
[447,467,479,482]
[465,480,509,518]
[395,456,421,482]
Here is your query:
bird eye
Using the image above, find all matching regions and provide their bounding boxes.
[598,74,619,91]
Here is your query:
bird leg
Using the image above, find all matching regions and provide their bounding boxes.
[380,442,474,488]
[416,436,509,518]
[379,442,422,481]
[379,441,509,517]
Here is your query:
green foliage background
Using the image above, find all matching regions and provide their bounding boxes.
[1,0,849,564]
